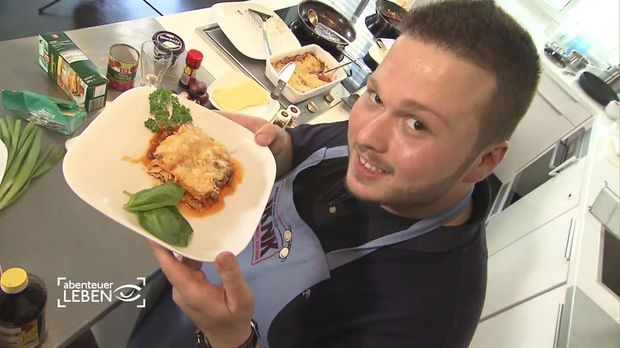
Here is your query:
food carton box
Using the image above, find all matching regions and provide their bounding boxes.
[38,32,108,111]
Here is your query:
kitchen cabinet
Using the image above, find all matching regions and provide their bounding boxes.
[481,209,575,318]
[494,91,575,183]
[486,158,584,256]
[493,67,593,184]
[537,72,592,127]
[470,286,567,348]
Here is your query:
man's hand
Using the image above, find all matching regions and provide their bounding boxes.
[149,241,254,347]
[218,111,293,178]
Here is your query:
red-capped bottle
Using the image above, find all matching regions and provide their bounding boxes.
[179,49,204,89]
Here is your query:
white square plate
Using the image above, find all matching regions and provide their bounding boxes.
[63,87,276,261]
[213,1,301,60]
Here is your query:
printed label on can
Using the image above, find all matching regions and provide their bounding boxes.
[106,44,140,91]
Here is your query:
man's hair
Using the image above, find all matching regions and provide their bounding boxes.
[402,0,540,147]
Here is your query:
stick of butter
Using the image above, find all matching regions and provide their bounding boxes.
[211,72,269,111]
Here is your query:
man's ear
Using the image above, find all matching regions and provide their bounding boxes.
[463,141,508,183]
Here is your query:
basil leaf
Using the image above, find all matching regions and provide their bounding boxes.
[138,206,193,247]
[124,182,185,212]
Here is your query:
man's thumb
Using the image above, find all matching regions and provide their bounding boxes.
[215,252,253,310]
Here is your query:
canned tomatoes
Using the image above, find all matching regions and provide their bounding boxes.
[106,44,140,91]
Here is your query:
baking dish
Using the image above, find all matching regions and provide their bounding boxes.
[265,44,348,103]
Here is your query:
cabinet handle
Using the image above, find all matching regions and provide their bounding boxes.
[564,218,575,260]
[549,156,578,177]
[553,303,565,348]
[536,90,564,117]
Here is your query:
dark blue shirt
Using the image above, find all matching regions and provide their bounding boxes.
[268,121,489,347]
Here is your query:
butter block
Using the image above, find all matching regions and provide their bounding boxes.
[211,72,269,111]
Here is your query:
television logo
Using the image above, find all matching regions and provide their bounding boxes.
[57,277,146,308]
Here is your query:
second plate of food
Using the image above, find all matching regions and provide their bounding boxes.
[265,44,348,103]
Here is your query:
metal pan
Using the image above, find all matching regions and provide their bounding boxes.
[366,0,407,39]
[294,0,356,59]
[579,71,620,106]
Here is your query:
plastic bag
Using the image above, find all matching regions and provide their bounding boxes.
[1,90,87,136]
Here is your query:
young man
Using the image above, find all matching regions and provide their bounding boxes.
[131,1,540,347]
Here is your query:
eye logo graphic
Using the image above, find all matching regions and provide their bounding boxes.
[114,284,144,303]
[57,277,146,308]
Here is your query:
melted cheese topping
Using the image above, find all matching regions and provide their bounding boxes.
[151,124,233,204]
[272,52,328,93]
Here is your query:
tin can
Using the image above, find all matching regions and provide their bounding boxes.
[106,44,140,91]
[152,31,185,65]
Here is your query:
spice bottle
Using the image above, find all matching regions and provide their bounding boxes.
[0,268,47,348]
[179,49,204,89]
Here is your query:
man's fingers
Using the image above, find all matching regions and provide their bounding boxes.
[148,240,210,293]
[254,123,279,146]
[215,252,254,312]
[181,256,202,270]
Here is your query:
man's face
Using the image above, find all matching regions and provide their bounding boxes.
[346,36,497,210]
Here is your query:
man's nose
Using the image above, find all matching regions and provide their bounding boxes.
[357,111,392,153]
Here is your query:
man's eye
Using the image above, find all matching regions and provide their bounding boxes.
[406,117,426,131]
[369,92,382,105]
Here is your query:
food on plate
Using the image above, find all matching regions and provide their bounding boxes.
[147,124,235,210]
[123,182,193,247]
[124,182,185,212]
[211,73,269,111]
[144,88,193,132]
[272,52,331,93]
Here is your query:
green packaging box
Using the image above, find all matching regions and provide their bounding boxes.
[38,32,108,112]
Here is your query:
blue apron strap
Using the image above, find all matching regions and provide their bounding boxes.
[326,188,473,270]
[324,145,348,159]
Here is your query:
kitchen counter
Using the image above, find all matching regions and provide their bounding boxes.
[0,19,173,348]
[494,0,611,118]
[0,1,352,347]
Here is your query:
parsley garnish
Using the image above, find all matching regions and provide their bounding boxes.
[145,89,193,132]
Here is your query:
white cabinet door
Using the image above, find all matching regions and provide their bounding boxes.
[470,286,566,348]
[538,70,592,127]
[486,160,584,256]
[494,93,574,183]
[482,210,574,318]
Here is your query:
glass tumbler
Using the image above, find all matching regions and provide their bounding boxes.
[139,40,172,87]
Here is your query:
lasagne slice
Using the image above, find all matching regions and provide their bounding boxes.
[148,124,234,209]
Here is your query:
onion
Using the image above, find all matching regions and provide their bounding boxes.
[188,80,207,98]
[197,94,210,106]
